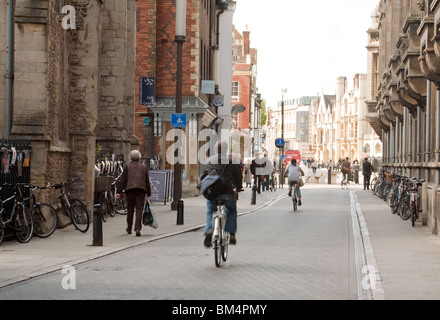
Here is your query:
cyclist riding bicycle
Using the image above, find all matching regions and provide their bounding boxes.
[341,157,351,183]
[201,141,243,248]
[284,158,304,205]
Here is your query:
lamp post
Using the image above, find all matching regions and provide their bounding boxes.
[171,0,186,213]
[281,88,287,188]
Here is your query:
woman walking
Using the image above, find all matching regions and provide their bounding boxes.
[116,150,152,236]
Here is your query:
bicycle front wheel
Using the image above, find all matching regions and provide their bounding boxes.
[99,193,109,222]
[411,203,417,227]
[399,202,411,220]
[33,203,58,238]
[371,178,377,195]
[0,225,4,246]
[222,230,229,262]
[14,205,34,243]
[70,199,90,233]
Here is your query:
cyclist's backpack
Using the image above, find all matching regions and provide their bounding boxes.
[197,166,229,201]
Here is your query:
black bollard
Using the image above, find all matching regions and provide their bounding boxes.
[177,200,184,225]
[251,185,257,205]
[328,168,332,184]
[92,204,103,246]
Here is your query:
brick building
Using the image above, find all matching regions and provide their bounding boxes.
[135,0,236,188]
[231,25,260,158]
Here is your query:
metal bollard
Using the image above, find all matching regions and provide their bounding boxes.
[92,204,103,246]
[177,200,184,225]
[251,185,257,205]
[328,168,332,184]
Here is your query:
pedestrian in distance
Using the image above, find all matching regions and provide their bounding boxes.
[341,157,351,183]
[250,154,264,194]
[353,160,360,185]
[116,150,152,237]
[243,160,252,188]
[362,157,374,190]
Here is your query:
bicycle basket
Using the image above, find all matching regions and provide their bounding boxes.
[95,176,113,193]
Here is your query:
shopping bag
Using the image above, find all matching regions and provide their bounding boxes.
[142,200,154,226]
[151,210,158,229]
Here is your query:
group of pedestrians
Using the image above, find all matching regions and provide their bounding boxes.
[339,156,375,190]
[242,153,276,193]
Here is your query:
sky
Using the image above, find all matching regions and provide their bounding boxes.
[232,0,379,108]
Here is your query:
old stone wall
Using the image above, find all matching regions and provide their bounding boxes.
[97,0,137,160]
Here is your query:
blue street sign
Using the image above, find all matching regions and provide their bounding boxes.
[275,138,285,148]
[171,113,187,128]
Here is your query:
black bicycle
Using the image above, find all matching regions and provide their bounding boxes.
[24,183,58,238]
[53,179,90,233]
[0,183,34,245]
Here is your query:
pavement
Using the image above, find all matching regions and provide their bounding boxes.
[0,179,440,300]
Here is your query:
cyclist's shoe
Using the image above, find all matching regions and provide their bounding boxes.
[204,231,213,248]
[298,198,302,206]
[230,233,237,245]
[126,227,132,235]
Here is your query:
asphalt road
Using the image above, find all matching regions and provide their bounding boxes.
[0,185,361,301]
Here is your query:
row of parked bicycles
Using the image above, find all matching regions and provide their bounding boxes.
[371,169,424,227]
[0,175,127,246]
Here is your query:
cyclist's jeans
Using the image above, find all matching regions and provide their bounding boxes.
[288,181,301,198]
[204,193,237,236]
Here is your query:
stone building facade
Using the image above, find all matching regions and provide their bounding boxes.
[312,75,382,166]
[366,0,440,235]
[0,0,137,212]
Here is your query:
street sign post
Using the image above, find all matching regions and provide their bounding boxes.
[275,138,285,148]
[171,113,187,128]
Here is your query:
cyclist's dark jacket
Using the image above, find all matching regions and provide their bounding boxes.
[202,154,243,195]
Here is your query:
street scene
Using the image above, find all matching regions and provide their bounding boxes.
[1,0,440,304]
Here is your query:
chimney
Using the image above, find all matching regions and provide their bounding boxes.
[353,74,360,90]
[243,30,250,56]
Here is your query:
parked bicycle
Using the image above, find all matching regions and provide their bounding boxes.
[0,183,34,245]
[24,183,58,238]
[53,178,90,233]
[95,175,115,222]
[111,174,127,215]
[406,178,424,227]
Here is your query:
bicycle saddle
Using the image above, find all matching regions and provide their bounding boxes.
[215,200,226,206]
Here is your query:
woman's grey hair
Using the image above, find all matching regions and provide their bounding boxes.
[129,150,142,161]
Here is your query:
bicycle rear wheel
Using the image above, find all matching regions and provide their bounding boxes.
[14,205,34,243]
[214,218,222,267]
[33,203,58,238]
[70,199,90,233]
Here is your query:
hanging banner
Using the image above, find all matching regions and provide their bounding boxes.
[139,77,155,106]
